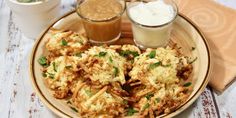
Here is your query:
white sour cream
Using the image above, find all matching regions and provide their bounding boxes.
[129,0,175,26]
[127,0,177,48]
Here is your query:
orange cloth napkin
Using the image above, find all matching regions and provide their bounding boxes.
[174,0,236,92]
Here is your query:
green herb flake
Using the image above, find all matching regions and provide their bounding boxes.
[162,64,171,67]
[38,56,47,66]
[70,107,78,112]
[189,57,198,64]
[119,50,139,58]
[85,89,93,97]
[52,62,57,72]
[142,103,150,111]
[183,82,192,87]
[145,93,154,100]
[113,66,119,77]
[99,51,107,57]
[75,52,82,57]
[119,50,128,57]
[47,73,55,79]
[78,40,84,45]
[131,51,139,57]
[67,101,72,104]
[42,72,47,77]
[149,62,161,69]
[127,107,138,116]
[109,57,113,63]
[65,65,72,69]
[155,98,161,103]
[123,100,128,105]
[61,39,68,46]
[149,50,156,59]
[191,47,196,51]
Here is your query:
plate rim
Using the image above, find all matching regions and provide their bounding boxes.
[29,10,212,118]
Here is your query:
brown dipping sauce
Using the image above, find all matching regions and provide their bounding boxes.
[77,0,124,42]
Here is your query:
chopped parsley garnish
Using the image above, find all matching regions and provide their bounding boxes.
[113,66,119,77]
[149,62,161,69]
[75,52,82,57]
[61,39,68,46]
[85,89,93,97]
[42,72,47,77]
[189,57,198,64]
[70,107,78,112]
[99,51,107,57]
[38,56,47,66]
[67,101,72,104]
[123,100,128,105]
[145,93,154,100]
[65,65,72,69]
[142,103,150,111]
[127,107,138,116]
[119,50,139,58]
[149,50,156,58]
[52,62,57,72]
[47,73,55,79]
[191,47,196,51]
[162,64,171,67]
[183,82,192,87]
[78,40,84,45]
[109,57,113,63]
[155,98,161,103]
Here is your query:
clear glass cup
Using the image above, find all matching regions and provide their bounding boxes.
[126,0,178,49]
[77,0,126,44]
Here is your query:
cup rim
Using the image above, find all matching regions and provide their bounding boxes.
[76,0,126,22]
[126,0,178,28]
[8,0,51,6]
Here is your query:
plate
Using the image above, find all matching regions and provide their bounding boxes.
[30,11,212,118]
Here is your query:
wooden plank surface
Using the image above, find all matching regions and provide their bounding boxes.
[0,0,235,117]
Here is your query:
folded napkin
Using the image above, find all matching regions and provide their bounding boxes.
[174,0,236,92]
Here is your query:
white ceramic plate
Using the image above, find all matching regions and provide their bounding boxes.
[30,11,212,118]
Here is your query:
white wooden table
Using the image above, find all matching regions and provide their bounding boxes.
[0,0,236,118]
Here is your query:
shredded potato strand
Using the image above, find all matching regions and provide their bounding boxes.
[84,86,108,107]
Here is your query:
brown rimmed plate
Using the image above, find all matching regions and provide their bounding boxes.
[29,11,212,118]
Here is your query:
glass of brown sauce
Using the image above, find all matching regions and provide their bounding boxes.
[77,0,126,44]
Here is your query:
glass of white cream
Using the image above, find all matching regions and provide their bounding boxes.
[127,0,178,49]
